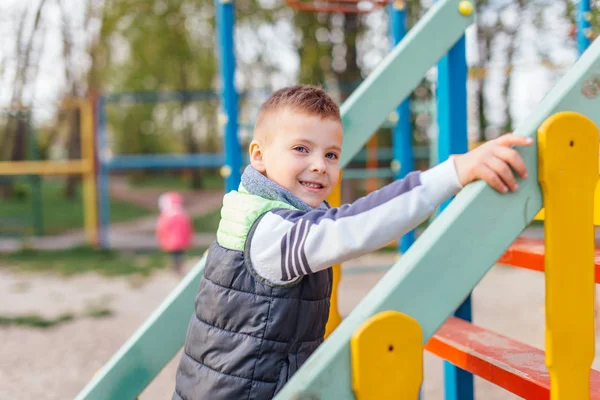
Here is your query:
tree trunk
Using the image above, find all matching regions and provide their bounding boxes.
[184,119,203,189]
[179,66,203,190]
[64,109,81,199]
[337,13,361,97]
[501,1,524,135]
[475,25,492,141]
[296,12,331,84]
[1,117,29,198]
[335,13,362,204]
[1,0,48,198]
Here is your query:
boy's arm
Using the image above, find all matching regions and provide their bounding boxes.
[247,158,462,285]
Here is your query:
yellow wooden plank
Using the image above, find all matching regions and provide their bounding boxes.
[325,175,343,339]
[351,310,423,400]
[0,160,89,176]
[79,98,99,246]
[538,112,598,400]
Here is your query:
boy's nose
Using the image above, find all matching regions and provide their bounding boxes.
[310,158,327,174]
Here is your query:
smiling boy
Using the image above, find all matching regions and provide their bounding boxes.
[172,84,531,400]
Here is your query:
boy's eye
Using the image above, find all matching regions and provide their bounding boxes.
[294,146,308,153]
[326,152,338,160]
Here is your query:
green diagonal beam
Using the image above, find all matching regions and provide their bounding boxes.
[275,37,600,399]
[339,0,474,166]
[74,1,474,398]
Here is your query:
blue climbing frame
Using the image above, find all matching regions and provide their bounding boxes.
[216,0,243,194]
[95,89,235,249]
[579,0,592,57]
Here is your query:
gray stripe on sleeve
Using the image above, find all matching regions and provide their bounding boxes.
[294,220,311,276]
[286,228,296,278]
[299,220,312,275]
[290,221,301,278]
[280,235,289,281]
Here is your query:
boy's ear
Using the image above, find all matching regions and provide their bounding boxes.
[249,140,266,173]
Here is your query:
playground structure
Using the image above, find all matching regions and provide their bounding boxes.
[0,98,98,245]
[68,0,600,399]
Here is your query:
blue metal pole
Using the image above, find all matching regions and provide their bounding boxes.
[216,0,242,192]
[389,2,415,254]
[437,35,473,400]
[577,0,591,56]
[97,96,110,250]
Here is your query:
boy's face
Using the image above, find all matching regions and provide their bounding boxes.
[250,108,343,208]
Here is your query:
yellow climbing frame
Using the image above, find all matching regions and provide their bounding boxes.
[539,112,598,399]
[0,98,98,245]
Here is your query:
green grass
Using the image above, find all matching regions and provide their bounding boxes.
[0,246,204,277]
[0,313,76,328]
[0,179,151,236]
[0,307,114,329]
[192,207,221,233]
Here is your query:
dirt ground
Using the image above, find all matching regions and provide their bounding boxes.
[5,249,600,400]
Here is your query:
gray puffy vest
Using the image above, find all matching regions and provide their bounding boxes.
[173,188,332,400]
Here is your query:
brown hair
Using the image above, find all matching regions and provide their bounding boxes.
[255,84,341,130]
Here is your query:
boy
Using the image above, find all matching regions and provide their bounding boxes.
[173,85,531,400]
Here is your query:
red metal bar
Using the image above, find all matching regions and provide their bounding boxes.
[286,0,387,13]
[498,237,600,283]
[426,317,600,399]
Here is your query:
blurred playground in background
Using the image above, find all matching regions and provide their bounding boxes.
[0,86,436,253]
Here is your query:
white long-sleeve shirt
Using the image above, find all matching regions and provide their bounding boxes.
[247,159,463,285]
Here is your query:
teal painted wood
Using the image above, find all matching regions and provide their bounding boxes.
[338,0,474,166]
[73,256,207,400]
[274,36,600,399]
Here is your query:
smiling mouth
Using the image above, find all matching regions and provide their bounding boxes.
[300,181,324,189]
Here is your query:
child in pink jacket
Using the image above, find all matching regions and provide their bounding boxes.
[156,192,193,273]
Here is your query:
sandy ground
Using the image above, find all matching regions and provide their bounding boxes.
[2,251,600,400]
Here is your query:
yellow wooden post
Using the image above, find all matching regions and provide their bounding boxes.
[325,176,343,338]
[80,98,99,247]
[351,310,423,399]
[538,112,598,399]
[533,154,600,225]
